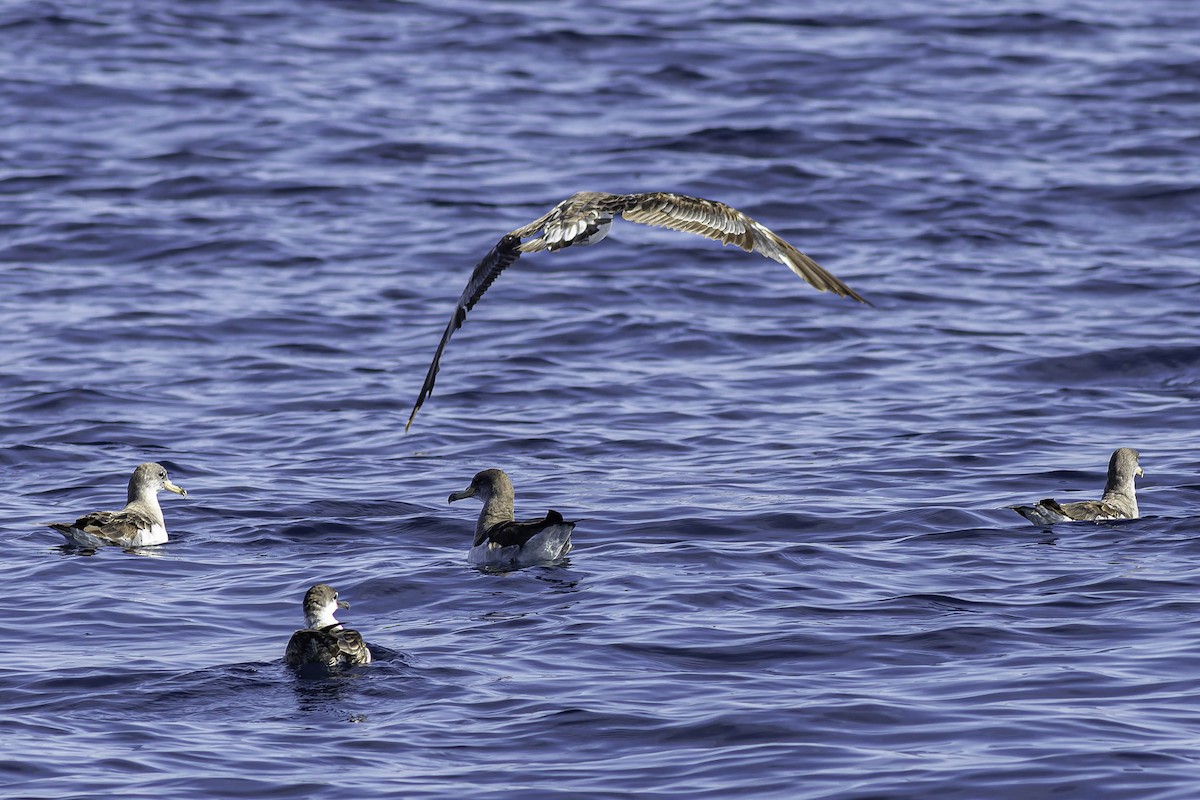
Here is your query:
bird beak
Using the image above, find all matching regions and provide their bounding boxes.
[1136,466,1144,478]
[448,486,475,504]
[165,480,187,498]
[337,600,350,610]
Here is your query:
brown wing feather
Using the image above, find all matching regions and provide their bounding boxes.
[49,508,156,545]
[285,627,371,671]
[1055,499,1128,521]
[72,510,122,530]
[616,192,869,304]
[285,629,331,669]
[336,629,372,663]
[479,510,572,548]
[406,234,523,431]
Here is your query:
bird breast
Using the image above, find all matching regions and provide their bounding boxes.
[575,219,612,246]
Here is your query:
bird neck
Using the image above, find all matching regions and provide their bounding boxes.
[127,491,165,528]
[306,610,342,630]
[1101,475,1138,516]
[125,473,142,504]
[475,492,515,543]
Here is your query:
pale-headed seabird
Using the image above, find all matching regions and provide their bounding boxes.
[406,191,870,429]
[449,468,575,567]
[284,583,372,675]
[1011,447,1143,525]
[47,462,187,548]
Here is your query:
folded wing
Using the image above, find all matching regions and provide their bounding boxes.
[485,510,570,548]
[48,508,155,546]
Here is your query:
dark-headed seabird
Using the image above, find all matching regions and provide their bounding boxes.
[406,191,869,429]
[47,462,187,548]
[1011,447,1143,525]
[449,468,575,567]
[284,583,372,675]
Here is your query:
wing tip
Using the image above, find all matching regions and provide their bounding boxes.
[845,286,873,306]
[813,275,872,307]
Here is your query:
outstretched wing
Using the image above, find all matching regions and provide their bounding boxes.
[615,192,868,304]
[406,234,524,431]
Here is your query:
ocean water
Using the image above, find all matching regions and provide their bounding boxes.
[3,0,1200,797]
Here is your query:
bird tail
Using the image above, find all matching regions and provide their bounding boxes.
[45,523,103,548]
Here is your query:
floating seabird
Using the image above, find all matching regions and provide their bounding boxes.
[406,191,869,429]
[284,583,372,675]
[1011,447,1143,525]
[47,462,187,548]
[449,468,575,567]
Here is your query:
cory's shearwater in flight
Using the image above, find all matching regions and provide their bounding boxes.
[406,191,869,430]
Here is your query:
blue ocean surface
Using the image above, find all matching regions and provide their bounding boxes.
[3,0,1200,797]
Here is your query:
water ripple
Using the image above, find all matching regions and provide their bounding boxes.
[2,0,1200,798]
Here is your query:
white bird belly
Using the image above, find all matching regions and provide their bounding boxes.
[576,219,612,246]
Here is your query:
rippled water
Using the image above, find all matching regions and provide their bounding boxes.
[3,1,1200,798]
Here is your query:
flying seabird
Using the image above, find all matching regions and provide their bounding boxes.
[1011,447,1144,525]
[46,462,187,548]
[284,583,373,675]
[449,468,575,567]
[406,191,869,429]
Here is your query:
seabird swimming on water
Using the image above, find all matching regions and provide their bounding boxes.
[1011,447,1143,525]
[284,583,372,675]
[449,468,575,567]
[46,462,187,548]
[406,191,869,429]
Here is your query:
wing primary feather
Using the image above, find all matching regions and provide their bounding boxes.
[616,192,869,305]
[406,235,523,432]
